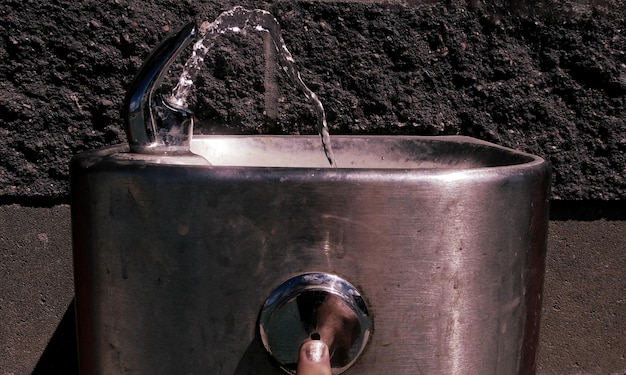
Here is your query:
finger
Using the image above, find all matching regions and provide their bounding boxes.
[296,340,332,375]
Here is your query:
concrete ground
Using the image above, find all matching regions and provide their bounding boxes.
[0,204,624,374]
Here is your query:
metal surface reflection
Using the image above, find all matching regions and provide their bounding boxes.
[71,135,550,374]
[259,273,371,374]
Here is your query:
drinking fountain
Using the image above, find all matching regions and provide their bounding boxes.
[71,11,551,375]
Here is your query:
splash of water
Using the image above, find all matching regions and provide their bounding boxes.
[170,6,336,167]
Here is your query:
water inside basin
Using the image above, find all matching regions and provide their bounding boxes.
[188,135,537,169]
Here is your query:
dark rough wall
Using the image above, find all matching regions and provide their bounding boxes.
[1,0,625,200]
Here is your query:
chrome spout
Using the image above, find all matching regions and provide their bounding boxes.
[123,22,196,154]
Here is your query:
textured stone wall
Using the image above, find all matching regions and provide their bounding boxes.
[1,0,625,200]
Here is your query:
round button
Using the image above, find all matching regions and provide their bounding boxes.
[259,273,372,374]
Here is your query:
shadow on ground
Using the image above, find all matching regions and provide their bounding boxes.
[32,300,79,375]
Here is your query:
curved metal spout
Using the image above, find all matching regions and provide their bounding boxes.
[123,22,197,154]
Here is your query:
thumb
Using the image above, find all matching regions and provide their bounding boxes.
[296,340,332,375]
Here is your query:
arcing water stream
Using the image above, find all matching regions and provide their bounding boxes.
[170,6,336,167]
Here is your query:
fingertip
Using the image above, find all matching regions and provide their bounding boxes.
[296,340,332,375]
[304,340,329,363]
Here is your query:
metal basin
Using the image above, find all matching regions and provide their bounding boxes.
[71,134,550,374]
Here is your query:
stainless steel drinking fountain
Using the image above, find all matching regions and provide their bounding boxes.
[71,16,551,375]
